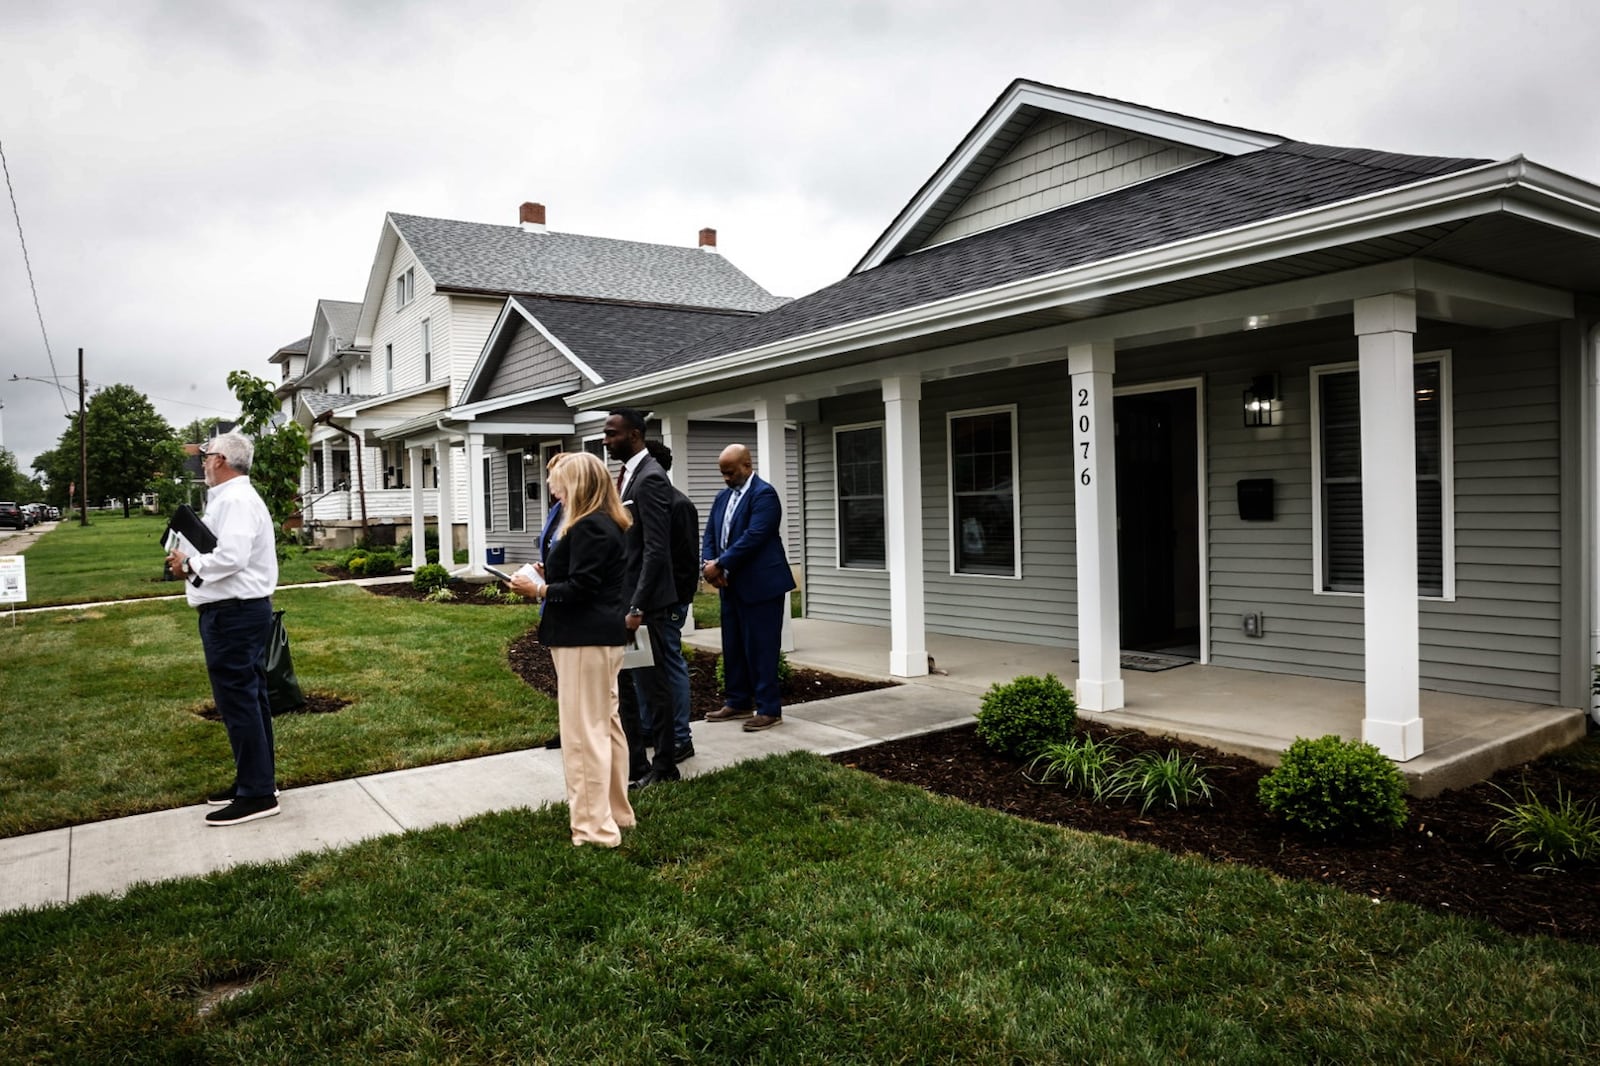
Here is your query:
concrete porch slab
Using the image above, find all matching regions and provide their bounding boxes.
[688,618,1590,797]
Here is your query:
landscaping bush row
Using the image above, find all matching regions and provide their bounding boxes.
[977,673,1600,870]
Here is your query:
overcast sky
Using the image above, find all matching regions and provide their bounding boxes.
[2,0,1596,473]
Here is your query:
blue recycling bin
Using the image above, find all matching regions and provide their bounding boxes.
[486,545,506,565]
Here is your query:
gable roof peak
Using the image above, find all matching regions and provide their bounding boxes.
[855,77,1288,273]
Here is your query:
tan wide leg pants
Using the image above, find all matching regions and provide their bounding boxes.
[550,644,633,846]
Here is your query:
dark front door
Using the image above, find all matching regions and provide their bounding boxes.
[1115,389,1200,654]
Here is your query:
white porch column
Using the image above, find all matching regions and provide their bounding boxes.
[753,393,794,652]
[1068,341,1124,711]
[882,374,928,678]
[438,442,461,573]
[408,446,426,569]
[465,434,489,577]
[1355,293,1424,760]
[658,410,690,495]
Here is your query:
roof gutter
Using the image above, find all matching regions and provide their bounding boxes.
[577,157,1599,409]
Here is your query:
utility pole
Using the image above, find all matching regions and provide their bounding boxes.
[78,347,87,526]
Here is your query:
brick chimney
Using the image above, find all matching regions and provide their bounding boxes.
[698,227,717,253]
[519,202,547,235]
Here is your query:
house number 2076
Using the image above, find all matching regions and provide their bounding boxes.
[1077,387,1092,486]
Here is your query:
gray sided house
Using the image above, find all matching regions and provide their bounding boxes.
[576,78,1600,764]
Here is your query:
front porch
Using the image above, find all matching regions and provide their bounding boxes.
[686,618,1589,797]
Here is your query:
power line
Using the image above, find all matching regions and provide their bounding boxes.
[0,137,69,417]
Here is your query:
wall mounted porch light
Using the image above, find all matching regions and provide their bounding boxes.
[1243,374,1278,427]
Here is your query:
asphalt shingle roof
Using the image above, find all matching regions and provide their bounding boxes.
[319,299,361,343]
[389,213,788,313]
[625,142,1488,379]
[508,296,755,384]
[301,391,376,418]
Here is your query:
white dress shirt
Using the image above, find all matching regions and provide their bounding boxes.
[185,476,278,605]
[616,448,649,499]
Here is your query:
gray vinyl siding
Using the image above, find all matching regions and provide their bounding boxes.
[924,113,1216,247]
[687,421,802,559]
[1120,318,1564,705]
[804,393,891,625]
[486,319,582,399]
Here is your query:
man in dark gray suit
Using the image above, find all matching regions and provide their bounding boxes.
[603,407,683,790]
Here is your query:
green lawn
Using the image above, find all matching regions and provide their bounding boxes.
[3,755,1597,1062]
[0,586,551,835]
[691,587,804,629]
[10,513,335,606]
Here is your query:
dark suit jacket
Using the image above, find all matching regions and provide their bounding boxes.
[702,474,796,604]
[619,453,678,614]
[537,513,628,647]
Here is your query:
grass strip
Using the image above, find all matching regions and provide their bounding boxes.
[0,586,551,835]
[11,514,335,607]
[2,754,1597,1062]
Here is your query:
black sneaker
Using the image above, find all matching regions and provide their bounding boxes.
[205,795,280,827]
[207,786,279,806]
[673,742,696,764]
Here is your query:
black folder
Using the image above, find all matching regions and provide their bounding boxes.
[162,504,218,554]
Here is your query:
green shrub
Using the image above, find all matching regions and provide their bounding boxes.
[453,548,468,565]
[398,528,440,558]
[1488,783,1600,872]
[1258,735,1407,837]
[346,554,368,576]
[713,652,792,692]
[1027,733,1123,800]
[412,563,451,592]
[477,583,512,602]
[362,551,400,577]
[975,674,1077,759]
[1108,749,1214,814]
[424,586,457,603]
[426,548,439,565]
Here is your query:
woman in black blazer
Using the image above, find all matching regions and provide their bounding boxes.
[512,452,635,847]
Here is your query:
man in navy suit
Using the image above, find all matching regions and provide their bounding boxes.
[702,443,796,731]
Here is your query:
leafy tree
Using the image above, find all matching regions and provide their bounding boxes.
[227,371,308,532]
[177,416,222,445]
[82,384,186,517]
[0,447,27,500]
[30,437,76,510]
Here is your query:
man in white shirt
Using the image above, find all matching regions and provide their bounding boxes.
[166,431,281,826]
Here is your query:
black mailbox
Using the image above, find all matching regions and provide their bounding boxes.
[1237,478,1274,521]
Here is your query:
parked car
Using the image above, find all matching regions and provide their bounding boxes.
[0,502,24,530]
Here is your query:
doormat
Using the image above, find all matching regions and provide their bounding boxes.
[1120,652,1192,672]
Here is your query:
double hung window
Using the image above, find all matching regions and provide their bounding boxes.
[948,407,1019,576]
[835,424,885,569]
[1312,354,1451,597]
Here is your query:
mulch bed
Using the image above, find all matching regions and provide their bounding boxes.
[834,720,1600,945]
[507,629,892,719]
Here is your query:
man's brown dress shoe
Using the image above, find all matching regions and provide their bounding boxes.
[706,706,753,722]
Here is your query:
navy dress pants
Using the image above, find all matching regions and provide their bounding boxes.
[198,597,276,797]
[721,593,786,718]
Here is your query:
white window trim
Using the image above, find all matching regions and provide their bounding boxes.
[421,318,432,383]
[832,420,887,572]
[396,267,415,309]
[945,403,1021,579]
[507,451,527,533]
[1309,349,1455,601]
[384,344,394,393]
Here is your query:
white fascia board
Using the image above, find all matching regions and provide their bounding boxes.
[576,158,1588,409]
[855,82,1283,273]
[451,382,576,419]
[331,381,447,418]
[519,302,604,386]
[459,299,603,404]
[464,419,575,436]
[354,217,401,347]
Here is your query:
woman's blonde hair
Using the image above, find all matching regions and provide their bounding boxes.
[555,451,631,535]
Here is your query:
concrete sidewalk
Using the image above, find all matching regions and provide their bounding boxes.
[0,685,974,915]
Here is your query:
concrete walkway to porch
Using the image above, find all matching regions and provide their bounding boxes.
[687,618,1589,798]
